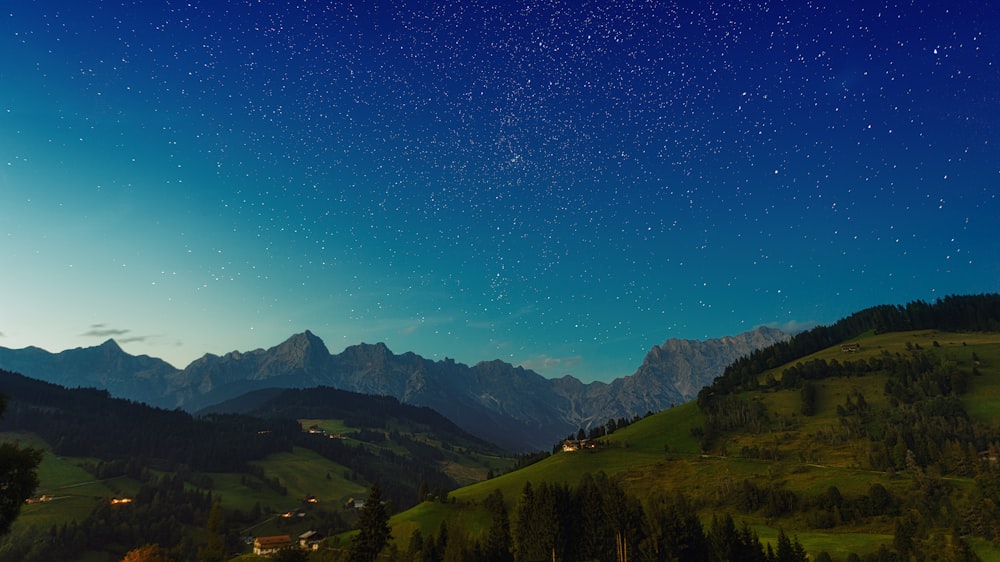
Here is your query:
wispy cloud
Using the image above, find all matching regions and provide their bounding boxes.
[118,335,150,344]
[81,324,150,343]
[518,354,583,374]
[81,324,130,338]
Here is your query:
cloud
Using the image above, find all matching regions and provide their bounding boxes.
[118,335,150,344]
[81,324,132,338]
[518,354,583,374]
[763,319,819,334]
[80,324,150,343]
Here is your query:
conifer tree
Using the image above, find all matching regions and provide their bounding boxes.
[576,473,613,561]
[482,489,513,562]
[351,482,391,562]
[773,529,807,562]
[196,501,224,562]
[640,492,707,562]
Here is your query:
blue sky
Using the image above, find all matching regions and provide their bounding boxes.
[1,1,997,382]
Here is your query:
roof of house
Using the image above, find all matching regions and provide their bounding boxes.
[255,535,292,548]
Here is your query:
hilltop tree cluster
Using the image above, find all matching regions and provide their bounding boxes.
[559,412,655,449]
[706,294,1000,396]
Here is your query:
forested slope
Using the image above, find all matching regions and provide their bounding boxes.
[383,294,1000,562]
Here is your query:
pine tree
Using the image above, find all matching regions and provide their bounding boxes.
[576,473,613,561]
[708,514,740,562]
[196,501,224,562]
[773,529,807,562]
[482,489,513,562]
[351,482,392,562]
[640,492,708,562]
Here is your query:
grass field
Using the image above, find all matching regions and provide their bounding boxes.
[249,447,368,507]
[3,416,502,557]
[298,418,355,436]
[0,435,368,555]
[971,538,1000,562]
[1,431,129,534]
[295,417,512,487]
[386,330,1000,559]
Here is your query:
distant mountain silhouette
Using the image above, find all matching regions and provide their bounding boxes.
[0,339,179,406]
[0,328,787,450]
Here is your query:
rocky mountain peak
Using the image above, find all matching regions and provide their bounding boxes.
[98,339,123,352]
[0,326,791,451]
[276,330,330,358]
[634,327,790,401]
[341,341,393,361]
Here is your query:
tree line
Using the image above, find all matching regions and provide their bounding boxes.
[705,293,1000,397]
[345,473,824,562]
[0,369,300,473]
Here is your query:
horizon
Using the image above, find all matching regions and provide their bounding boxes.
[0,322,794,382]
[2,2,997,383]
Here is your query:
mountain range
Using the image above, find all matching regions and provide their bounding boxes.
[0,327,787,450]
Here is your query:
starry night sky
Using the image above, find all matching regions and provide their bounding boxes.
[2,1,997,382]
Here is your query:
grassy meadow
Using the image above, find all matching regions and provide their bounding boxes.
[384,329,1000,560]
[3,432,134,536]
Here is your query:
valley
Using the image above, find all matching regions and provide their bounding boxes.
[1,295,1000,560]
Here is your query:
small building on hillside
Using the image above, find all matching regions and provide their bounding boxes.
[561,439,598,452]
[253,535,292,556]
[841,343,861,353]
[299,530,324,550]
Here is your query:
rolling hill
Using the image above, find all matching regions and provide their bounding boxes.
[0,369,512,561]
[378,296,1000,562]
[3,294,1000,561]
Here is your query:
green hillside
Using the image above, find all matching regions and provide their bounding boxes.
[386,328,1000,561]
[0,372,515,561]
[4,294,1000,561]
